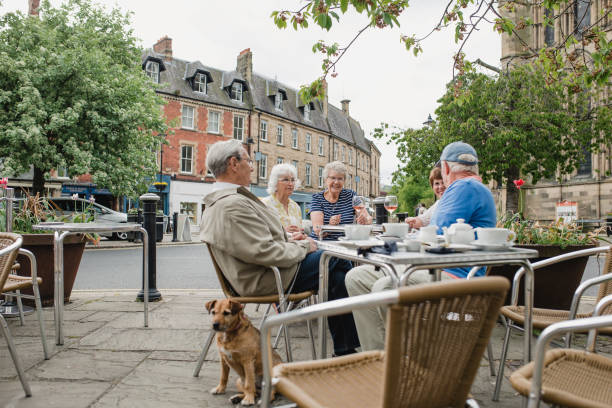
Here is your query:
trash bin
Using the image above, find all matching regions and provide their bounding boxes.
[127,211,142,242]
[396,212,409,223]
[373,197,388,224]
[156,214,164,242]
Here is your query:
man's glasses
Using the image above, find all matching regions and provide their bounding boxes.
[279,178,296,183]
[234,155,253,165]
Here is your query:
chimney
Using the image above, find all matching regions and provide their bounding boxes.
[153,36,173,61]
[340,99,350,116]
[237,48,253,83]
[28,0,40,16]
[322,79,328,118]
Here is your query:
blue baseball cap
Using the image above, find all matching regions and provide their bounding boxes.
[440,141,479,165]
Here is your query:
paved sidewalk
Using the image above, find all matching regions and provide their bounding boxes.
[1,289,610,407]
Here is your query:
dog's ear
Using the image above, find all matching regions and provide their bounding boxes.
[205,300,216,313]
[229,300,243,315]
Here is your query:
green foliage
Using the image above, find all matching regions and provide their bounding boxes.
[498,212,605,248]
[0,0,168,197]
[389,176,433,214]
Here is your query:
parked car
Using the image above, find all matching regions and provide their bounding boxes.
[46,197,128,240]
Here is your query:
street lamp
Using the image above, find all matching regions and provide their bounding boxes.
[423,114,434,127]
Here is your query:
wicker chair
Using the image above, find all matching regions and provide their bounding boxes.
[509,303,612,408]
[493,245,612,400]
[260,277,510,408]
[0,233,32,397]
[2,248,49,360]
[193,243,316,377]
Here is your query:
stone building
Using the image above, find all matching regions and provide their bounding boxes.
[498,0,612,221]
[142,37,381,226]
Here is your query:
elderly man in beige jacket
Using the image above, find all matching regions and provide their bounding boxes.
[200,139,359,357]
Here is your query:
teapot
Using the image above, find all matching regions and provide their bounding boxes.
[442,219,475,245]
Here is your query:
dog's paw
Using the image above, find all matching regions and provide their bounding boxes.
[240,396,255,406]
[229,394,244,404]
[210,385,226,395]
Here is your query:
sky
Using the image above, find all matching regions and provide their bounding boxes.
[1,0,501,186]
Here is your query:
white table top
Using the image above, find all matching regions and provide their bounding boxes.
[32,222,143,233]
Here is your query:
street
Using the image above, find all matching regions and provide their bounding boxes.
[74,243,219,290]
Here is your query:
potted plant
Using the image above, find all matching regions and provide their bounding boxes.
[489,212,606,309]
[6,193,98,306]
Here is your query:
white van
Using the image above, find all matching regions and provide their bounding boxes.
[47,197,128,240]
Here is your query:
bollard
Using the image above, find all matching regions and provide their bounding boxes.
[137,193,162,302]
[172,212,178,242]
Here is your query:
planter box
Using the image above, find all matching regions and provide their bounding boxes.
[16,234,87,307]
[488,244,596,309]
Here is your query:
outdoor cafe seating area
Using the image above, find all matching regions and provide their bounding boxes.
[1,219,612,406]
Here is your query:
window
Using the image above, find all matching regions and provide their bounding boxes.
[260,120,268,141]
[305,133,312,152]
[348,149,353,164]
[333,143,338,161]
[544,8,555,46]
[366,157,370,170]
[180,145,194,174]
[341,146,346,162]
[318,166,324,187]
[194,73,207,93]
[292,160,298,170]
[276,125,284,145]
[356,154,360,170]
[208,111,220,133]
[318,137,324,155]
[180,202,197,225]
[577,146,592,176]
[231,82,243,102]
[304,103,311,121]
[233,115,244,141]
[291,129,298,149]
[145,60,159,83]
[259,154,268,179]
[305,163,311,186]
[574,0,590,37]
[56,166,68,178]
[275,93,283,111]
[182,105,194,129]
[277,157,284,165]
[348,174,352,189]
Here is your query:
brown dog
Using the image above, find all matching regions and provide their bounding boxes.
[206,299,282,406]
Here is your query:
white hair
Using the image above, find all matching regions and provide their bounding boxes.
[323,161,347,180]
[267,163,301,194]
[206,140,244,178]
[444,157,479,175]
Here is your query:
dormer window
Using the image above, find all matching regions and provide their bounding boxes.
[145,61,160,83]
[275,93,283,111]
[194,73,207,93]
[304,103,311,121]
[231,82,243,102]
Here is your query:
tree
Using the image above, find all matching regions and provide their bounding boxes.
[374,64,612,213]
[0,0,168,197]
[272,1,612,102]
[388,175,433,215]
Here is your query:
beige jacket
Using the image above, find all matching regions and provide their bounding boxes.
[200,186,310,296]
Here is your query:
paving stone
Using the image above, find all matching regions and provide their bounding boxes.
[105,309,209,330]
[0,337,50,380]
[78,311,124,322]
[76,327,206,352]
[0,379,110,408]
[29,349,148,381]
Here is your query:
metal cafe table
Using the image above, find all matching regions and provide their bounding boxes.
[32,222,149,345]
[315,238,539,364]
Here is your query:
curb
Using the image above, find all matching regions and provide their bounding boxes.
[85,236,202,250]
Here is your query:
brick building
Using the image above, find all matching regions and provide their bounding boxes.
[498,0,612,221]
[142,37,381,226]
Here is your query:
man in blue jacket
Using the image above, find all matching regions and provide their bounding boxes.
[345,141,496,350]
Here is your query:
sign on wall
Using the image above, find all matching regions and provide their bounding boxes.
[556,201,578,224]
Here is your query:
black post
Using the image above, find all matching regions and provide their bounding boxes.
[172,212,178,242]
[138,193,162,302]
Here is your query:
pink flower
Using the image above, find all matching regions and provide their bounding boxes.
[89,196,95,203]
[513,179,524,190]
[0,178,7,189]
[71,193,79,200]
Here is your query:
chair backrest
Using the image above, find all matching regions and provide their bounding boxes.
[381,277,509,408]
[0,233,22,291]
[205,243,240,298]
[596,247,612,315]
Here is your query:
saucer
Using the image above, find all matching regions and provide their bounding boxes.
[470,241,514,251]
[337,237,384,249]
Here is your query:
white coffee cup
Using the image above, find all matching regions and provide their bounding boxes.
[344,224,372,240]
[475,228,516,245]
[402,239,421,252]
[383,223,409,237]
[418,225,438,243]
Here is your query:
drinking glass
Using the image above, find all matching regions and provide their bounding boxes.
[352,195,365,224]
[384,195,398,222]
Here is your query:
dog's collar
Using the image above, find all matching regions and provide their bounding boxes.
[227,317,244,333]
